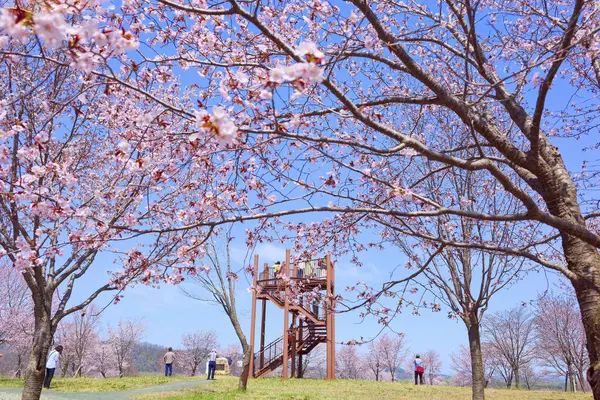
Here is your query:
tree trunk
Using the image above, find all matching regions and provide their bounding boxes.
[228,310,250,390]
[15,354,22,379]
[566,244,600,400]
[467,322,486,400]
[191,365,197,377]
[569,366,576,392]
[514,365,520,389]
[537,154,600,400]
[239,344,252,390]
[577,368,587,392]
[21,315,52,400]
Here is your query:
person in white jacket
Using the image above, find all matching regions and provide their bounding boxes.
[413,354,424,385]
[44,345,63,389]
[207,349,217,380]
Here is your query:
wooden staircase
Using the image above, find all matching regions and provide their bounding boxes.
[263,291,325,326]
[253,324,327,378]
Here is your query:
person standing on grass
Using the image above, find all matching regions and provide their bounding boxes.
[413,354,424,385]
[207,349,217,380]
[44,345,63,389]
[164,347,176,376]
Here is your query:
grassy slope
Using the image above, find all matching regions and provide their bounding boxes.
[0,376,201,392]
[136,377,594,400]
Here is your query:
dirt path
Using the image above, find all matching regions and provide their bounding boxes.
[0,378,211,400]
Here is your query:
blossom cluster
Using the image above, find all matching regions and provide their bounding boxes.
[0,6,138,72]
[193,106,238,144]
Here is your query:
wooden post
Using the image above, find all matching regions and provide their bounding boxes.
[249,254,259,378]
[326,254,333,380]
[329,254,336,379]
[260,299,266,369]
[263,263,269,280]
[291,314,298,378]
[260,263,268,370]
[298,318,304,378]
[282,249,291,380]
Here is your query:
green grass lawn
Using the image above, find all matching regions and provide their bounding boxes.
[0,375,593,399]
[0,375,201,392]
[136,376,593,400]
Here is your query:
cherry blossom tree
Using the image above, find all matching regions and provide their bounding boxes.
[181,236,254,388]
[487,345,514,389]
[5,1,600,398]
[54,322,76,378]
[0,262,33,378]
[107,319,146,378]
[451,344,495,388]
[54,306,101,377]
[536,293,589,392]
[180,330,218,377]
[381,167,527,398]
[520,361,541,391]
[482,307,537,389]
[422,350,443,385]
[0,22,246,400]
[89,342,118,378]
[378,333,408,382]
[363,338,384,381]
[222,343,243,377]
[301,344,326,379]
[336,345,363,380]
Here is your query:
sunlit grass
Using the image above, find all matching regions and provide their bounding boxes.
[1,375,593,399]
[0,375,201,392]
[137,376,593,400]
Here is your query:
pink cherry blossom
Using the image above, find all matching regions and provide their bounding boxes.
[33,12,67,47]
[295,41,325,64]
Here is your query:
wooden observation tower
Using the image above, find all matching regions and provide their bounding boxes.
[249,249,336,380]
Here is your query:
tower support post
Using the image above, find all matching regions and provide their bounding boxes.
[260,263,268,370]
[282,249,291,380]
[326,253,336,380]
[249,254,259,378]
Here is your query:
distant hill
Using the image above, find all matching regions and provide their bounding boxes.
[133,342,165,374]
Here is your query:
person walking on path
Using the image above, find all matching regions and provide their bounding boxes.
[164,347,176,376]
[413,354,424,385]
[44,345,63,389]
[207,349,217,380]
